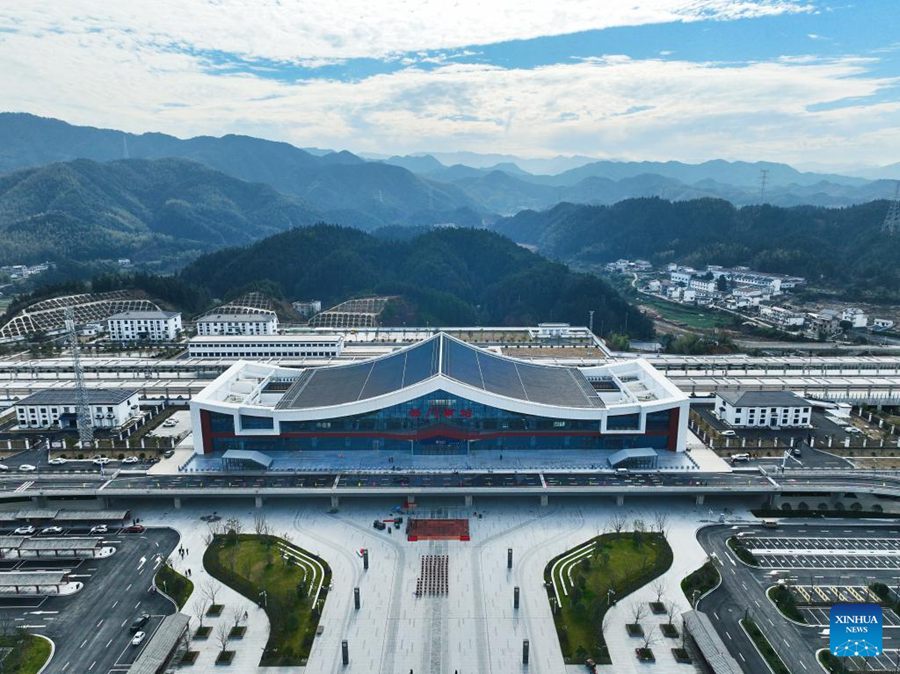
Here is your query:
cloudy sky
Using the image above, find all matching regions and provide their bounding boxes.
[1,1,899,168]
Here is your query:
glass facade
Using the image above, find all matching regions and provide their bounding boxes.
[204,391,676,454]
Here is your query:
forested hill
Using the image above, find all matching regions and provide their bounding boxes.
[493,198,900,300]
[180,225,652,335]
[0,157,320,265]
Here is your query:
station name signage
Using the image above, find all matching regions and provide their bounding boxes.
[408,406,473,419]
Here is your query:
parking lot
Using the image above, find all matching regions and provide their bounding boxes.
[842,649,900,671]
[0,525,177,673]
[739,534,900,569]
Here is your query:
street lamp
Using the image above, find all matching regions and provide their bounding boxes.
[607,588,616,606]
[692,589,700,608]
[258,590,267,608]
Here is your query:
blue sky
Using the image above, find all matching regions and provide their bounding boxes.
[1,1,899,168]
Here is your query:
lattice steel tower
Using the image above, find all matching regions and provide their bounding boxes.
[64,306,94,447]
[883,182,900,236]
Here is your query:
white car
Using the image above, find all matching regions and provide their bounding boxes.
[720,430,737,437]
[48,457,68,465]
[845,427,863,435]
[131,631,146,646]
[18,464,36,472]
[90,524,108,535]
[92,457,111,466]
[41,526,63,535]
[122,456,139,464]
[162,419,177,428]
[0,464,8,472]
[14,525,36,535]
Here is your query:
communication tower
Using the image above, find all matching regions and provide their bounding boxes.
[882,182,900,236]
[64,307,94,447]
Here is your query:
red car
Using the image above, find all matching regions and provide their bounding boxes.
[123,524,145,533]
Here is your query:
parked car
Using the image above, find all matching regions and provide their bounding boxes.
[92,456,111,466]
[48,457,68,465]
[14,525,36,535]
[129,614,150,633]
[162,419,177,428]
[41,526,63,535]
[90,524,108,534]
[18,464,36,472]
[131,630,146,646]
[122,456,139,464]
[162,450,175,459]
[0,464,8,472]
[720,430,737,437]
[372,520,386,530]
[844,426,863,435]
[731,453,751,463]
[123,524,145,534]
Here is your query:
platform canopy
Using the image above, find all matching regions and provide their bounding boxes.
[682,610,743,674]
[276,332,604,410]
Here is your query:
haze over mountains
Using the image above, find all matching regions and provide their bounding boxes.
[1,111,898,298]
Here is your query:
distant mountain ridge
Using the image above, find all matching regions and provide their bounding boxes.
[0,113,482,229]
[0,157,320,265]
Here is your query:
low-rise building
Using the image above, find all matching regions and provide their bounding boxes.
[187,335,343,359]
[841,307,868,328]
[292,300,322,318]
[15,389,140,429]
[715,389,811,428]
[107,311,182,342]
[195,312,278,336]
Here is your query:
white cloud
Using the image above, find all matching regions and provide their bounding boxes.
[2,1,900,167]
[1,1,812,63]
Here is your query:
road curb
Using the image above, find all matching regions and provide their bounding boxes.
[35,633,55,674]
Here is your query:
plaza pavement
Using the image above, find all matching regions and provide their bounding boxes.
[134,494,754,674]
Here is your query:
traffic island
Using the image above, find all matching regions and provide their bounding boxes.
[155,562,193,608]
[680,559,720,602]
[0,633,51,674]
[740,617,791,674]
[544,530,673,665]
[203,532,331,666]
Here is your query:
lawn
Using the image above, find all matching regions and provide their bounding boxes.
[641,296,735,330]
[0,633,52,673]
[156,562,193,608]
[204,533,331,666]
[544,531,673,664]
[680,560,720,604]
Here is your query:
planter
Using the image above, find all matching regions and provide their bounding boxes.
[649,601,666,614]
[635,647,655,662]
[228,626,247,639]
[626,623,644,638]
[215,651,235,665]
[194,626,212,639]
[660,623,679,639]
[207,604,224,617]
[180,651,199,665]
[672,647,692,663]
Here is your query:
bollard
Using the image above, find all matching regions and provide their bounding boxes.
[514,586,520,610]
[341,640,349,665]
[354,587,360,610]
[507,548,513,569]
[523,639,529,665]
[363,549,369,571]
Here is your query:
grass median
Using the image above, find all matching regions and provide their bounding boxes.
[544,530,673,664]
[203,533,331,666]
[155,562,194,608]
[741,617,791,674]
[681,559,720,604]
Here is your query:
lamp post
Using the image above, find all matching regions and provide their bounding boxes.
[259,590,267,608]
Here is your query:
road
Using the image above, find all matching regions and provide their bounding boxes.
[0,528,178,674]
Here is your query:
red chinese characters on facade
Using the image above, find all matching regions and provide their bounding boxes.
[407,407,472,418]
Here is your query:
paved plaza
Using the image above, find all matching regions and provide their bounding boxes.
[134,495,750,673]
